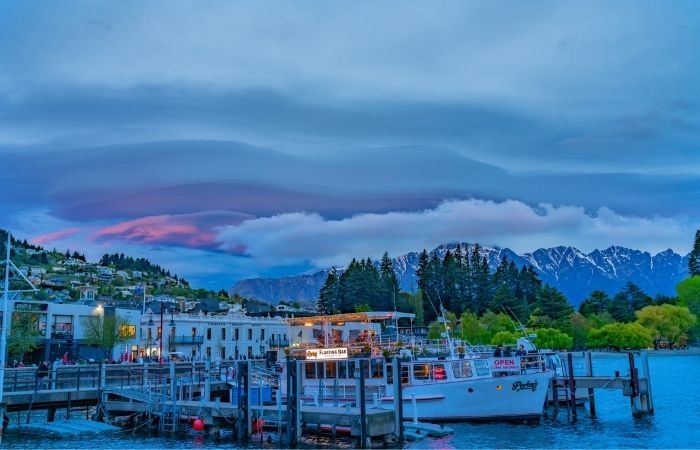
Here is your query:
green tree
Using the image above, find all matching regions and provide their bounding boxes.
[587,322,652,350]
[531,285,573,330]
[579,290,611,316]
[82,314,135,361]
[491,330,517,346]
[379,252,400,311]
[532,327,573,350]
[635,304,696,348]
[689,229,700,276]
[317,267,340,314]
[8,312,42,362]
[608,282,653,322]
[569,312,590,349]
[459,311,489,345]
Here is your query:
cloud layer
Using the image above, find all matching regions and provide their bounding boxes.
[1,1,698,288]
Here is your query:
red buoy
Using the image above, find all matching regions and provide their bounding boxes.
[193,418,205,431]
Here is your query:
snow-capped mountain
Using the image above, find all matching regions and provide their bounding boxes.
[230,243,689,307]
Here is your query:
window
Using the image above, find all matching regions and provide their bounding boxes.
[413,364,431,380]
[221,328,226,340]
[52,315,73,336]
[234,328,239,340]
[120,324,136,339]
[248,329,252,340]
[220,347,226,359]
[207,328,212,340]
[370,359,384,378]
[451,361,473,378]
[325,361,337,378]
[206,347,211,359]
[305,362,317,379]
[191,327,197,337]
[260,329,265,340]
[432,364,446,380]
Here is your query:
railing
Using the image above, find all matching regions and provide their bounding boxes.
[1,359,275,395]
[170,335,204,344]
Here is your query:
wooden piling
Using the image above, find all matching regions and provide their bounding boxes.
[567,353,577,420]
[641,351,654,415]
[585,352,596,416]
[358,359,368,449]
[392,357,404,444]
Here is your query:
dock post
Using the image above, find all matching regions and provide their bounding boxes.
[392,357,404,444]
[585,352,596,416]
[205,360,211,402]
[66,392,72,420]
[358,359,368,449]
[567,353,577,420]
[628,353,638,417]
[285,357,299,448]
[169,361,176,402]
[236,360,251,441]
[641,351,654,415]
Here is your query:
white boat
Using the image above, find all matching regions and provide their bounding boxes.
[293,353,553,422]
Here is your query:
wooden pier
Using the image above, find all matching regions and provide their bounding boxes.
[551,351,655,419]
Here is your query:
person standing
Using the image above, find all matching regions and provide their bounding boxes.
[515,345,527,357]
[36,360,49,390]
[493,345,503,357]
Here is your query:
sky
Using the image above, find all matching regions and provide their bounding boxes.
[1,1,699,290]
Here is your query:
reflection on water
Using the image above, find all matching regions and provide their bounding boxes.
[4,353,699,449]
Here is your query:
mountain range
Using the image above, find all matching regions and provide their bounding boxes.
[230,243,690,307]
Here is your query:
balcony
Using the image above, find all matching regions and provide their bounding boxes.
[51,331,74,340]
[269,339,289,348]
[170,335,204,345]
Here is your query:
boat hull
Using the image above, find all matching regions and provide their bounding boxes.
[391,371,553,422]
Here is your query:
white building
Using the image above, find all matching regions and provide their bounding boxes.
[138,309,289,362]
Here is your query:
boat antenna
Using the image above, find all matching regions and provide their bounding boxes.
[501,305,535,347]
[425,290,455,359]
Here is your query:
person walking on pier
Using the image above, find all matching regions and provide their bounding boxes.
[36,360,49,390]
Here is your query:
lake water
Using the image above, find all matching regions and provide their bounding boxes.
[3,351,699,449]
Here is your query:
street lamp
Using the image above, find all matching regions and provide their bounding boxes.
[147,306,164,364]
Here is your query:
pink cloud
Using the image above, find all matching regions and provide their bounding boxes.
[93,212,249,254]
[33,227,83,245]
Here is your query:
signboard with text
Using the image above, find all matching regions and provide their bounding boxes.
[14,302,48,312]
[489,357,520,371]
[305,347,348,360]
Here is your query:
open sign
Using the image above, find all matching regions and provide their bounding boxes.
[490,357,518,370]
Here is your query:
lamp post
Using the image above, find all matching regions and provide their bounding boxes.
[147,306,164,364]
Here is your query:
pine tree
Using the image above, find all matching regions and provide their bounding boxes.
[379,252,400,311]
[318,268,340,314]
[689,229,700,276]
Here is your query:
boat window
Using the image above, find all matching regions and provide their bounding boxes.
[304,362,316,379]
[473,359,491,376]
[451,360,473,378]
[338,361,348,378]
[371,359,383,378]
[387,363,394,385]
[433,364,446,380]
[413,363,431,380]
[325,361,337,378]
[401,366,410,385]
[316,362,325,378]
[348,360,357,378]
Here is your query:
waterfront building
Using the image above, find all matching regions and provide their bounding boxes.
[138,302,289,362]
[4,299,140,364]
